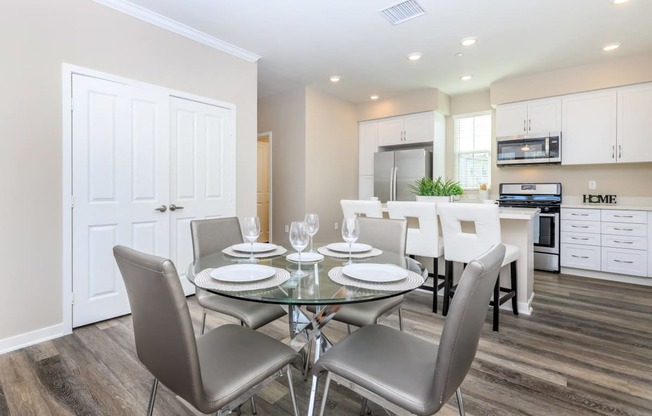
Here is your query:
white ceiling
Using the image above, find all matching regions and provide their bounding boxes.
[121,0,652,104]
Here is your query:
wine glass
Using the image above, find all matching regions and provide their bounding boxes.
[304,213,320,252]
[242,216,261,263]
[341,218,360,265]
[289,221,310,276]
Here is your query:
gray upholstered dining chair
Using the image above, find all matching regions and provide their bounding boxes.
[113,245,300,416]
[190,217,286,334]
[308,217,408,331]
[314,244,506,416]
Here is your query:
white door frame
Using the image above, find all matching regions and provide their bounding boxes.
[257,132,273,242]
[62,63,237,333]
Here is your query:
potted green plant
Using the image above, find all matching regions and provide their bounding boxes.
[410,176,464,202]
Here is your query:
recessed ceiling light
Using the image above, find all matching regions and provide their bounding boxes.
[370,95,379,100]
[460,37,477,47]
[602,42,621,51]
[610,0,630,4]
[455,52,464,57]
[407,52,423,61]
[460,75,473,81]
[330,75,341,83]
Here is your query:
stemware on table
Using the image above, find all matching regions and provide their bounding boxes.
[304,213,320,252]
[242,216,261,263]
[289,221,310,276]
[341,217,360,265]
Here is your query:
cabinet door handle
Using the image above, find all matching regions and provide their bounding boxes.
[571,213,589,216]
[528,119,531,131]
[614,259,634,264]
[612,145,615,159]
[613,214,633,218]
[613,240,634,244]
[571,225,589,228]
[571,255,589,259]
[618,144,622,159]
[571,237,589,241]
[523,120,527,132]
[613,227,634,231]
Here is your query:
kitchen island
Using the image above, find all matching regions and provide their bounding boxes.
[498,207,540,315]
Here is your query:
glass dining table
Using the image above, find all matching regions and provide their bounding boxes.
[186,244,425,416]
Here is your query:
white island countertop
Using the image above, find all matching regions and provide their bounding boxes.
[499,207,540,220]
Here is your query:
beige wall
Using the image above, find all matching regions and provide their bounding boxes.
[447,54,652,198]
[258,87,307,242]
[305,87,358,242]
[258,87,358,244]
[491,52,652,105]
[356,88,450,121]
[0,0,257,343]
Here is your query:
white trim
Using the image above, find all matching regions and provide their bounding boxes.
[62,63,238,336]
[258,132,273,242]
[92,0,260,63]
[561,267,652,287]
[0,324,65,355]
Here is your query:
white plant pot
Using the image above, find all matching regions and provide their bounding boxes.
[478,189,490,200]
[416,195,453,203]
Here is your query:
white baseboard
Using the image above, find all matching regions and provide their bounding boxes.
[0,324,67,356]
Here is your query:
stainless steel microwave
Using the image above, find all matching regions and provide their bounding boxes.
[496,132,561,166]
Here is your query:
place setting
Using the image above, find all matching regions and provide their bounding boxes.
[328,262,424,291]
[221,216,287,259]
[195,258,291,292]
[285,214,324,277]
[317,217,382,262]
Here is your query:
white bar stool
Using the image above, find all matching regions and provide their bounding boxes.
[387,201,444,313]
[437,203,519,331]
[340,199,383,219]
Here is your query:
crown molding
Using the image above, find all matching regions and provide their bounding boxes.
[93,0,261,63]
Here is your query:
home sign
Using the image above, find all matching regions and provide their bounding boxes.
[583,194,617,204]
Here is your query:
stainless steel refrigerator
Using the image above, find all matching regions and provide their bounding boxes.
[374,149,432,203]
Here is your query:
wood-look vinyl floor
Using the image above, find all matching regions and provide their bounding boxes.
[1,272,651,416]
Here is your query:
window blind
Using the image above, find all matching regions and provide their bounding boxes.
[454,114,491,189]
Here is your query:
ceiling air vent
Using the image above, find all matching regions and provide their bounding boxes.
[379,0,426,25]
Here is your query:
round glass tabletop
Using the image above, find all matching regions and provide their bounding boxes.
[186,244,424,306]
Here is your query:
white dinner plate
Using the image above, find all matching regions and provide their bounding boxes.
[210,264,276,282]
[342,263,407,283]
[327,242,373,253]
[286,252,324,263]
[231,242,278,253]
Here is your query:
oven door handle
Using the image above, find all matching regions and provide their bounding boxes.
[539,213,556,217]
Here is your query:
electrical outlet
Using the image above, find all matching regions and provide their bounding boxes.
[589,180,597,190]
[284,225,289,233]
[334,222,338,230]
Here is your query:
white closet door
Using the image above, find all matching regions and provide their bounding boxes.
[72,75,169,327]
[169,97,236,294]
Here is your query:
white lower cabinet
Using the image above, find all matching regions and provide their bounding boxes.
[561,244,601,271]
[561,208,649,278]
[602,247,647,277]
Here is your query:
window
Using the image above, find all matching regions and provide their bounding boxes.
[454,113,491,189]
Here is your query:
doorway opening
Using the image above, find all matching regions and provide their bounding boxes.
[257,132,272,243]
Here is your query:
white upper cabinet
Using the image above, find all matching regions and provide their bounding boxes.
[562,83,652,165]
[377,112,434,146]
[617,83,652,163]
[495,97,561,137]
[562,90,617,165]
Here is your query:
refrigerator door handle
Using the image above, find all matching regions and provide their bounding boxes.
[388,167,394,201]
[392,166,398,201]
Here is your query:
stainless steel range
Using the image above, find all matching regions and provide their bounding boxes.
[499,183,562,272]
